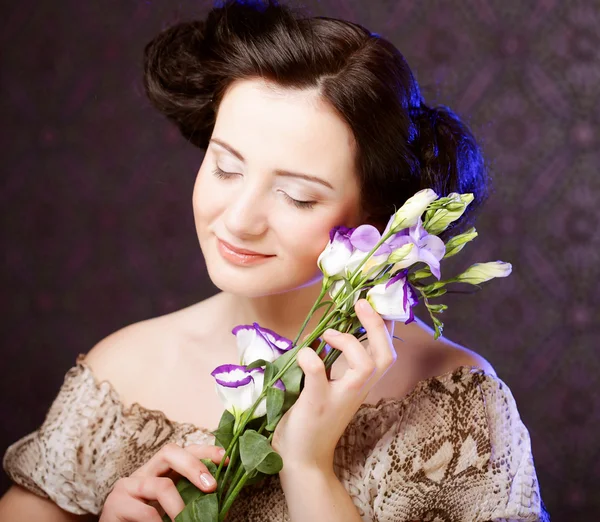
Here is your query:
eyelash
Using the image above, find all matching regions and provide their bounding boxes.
[211,167,317,210]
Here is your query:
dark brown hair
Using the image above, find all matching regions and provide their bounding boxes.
[143,0,490,238]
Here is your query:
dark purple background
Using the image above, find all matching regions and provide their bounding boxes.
[1,1,598,519]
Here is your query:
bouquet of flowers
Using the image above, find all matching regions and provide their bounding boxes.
[163,188,512,522]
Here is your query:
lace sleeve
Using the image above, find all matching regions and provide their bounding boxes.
[341,367,549,522]
[2,356,213,515]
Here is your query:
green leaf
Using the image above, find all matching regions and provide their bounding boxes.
[239,429,283,475]
[271,349,303,413]
[422,281,446,292]
[427,303,448,313]
[442,227,478,259]
[431,316,444,340]
[245,470,266,486]
[211,410,235,450]
[163,460,219,522]
[246,359,269,370]
[410,266,432,281]
[175,477,203,505]
[263,361,275,384]
[175,492,219,522]
[426,288,447,298]
[265,385,285,431]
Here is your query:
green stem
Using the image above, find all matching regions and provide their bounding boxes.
[216,443,239,503]
[293,283,329,345]
[218,421,270,520]
[218,472,255,522]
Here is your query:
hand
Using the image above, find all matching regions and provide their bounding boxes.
[99,443,229,522]
[271,298,396,472]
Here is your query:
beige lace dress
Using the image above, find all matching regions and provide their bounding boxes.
[3,355,550,521]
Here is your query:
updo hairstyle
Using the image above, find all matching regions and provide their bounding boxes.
[143,0,490,238]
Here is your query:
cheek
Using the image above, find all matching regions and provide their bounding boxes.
[277,205,357,269]
[285,220,329,262]
[192,164,221,224]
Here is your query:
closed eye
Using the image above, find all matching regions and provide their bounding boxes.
[211,166,317,210]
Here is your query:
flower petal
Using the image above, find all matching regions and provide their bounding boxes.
[318,238,354,278]
[350,225,383,251]
[211,364,256,417]
[366,274,418,323]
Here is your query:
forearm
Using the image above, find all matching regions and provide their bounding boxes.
[279,464,363,522]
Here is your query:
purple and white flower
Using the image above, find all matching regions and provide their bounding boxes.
[366,272,419,323]
[343,224,393,280]
[233,323,293,366]
[384,216,446,279]
[317,226,355,279]
[318,224,395,282]
[211,364,285,420]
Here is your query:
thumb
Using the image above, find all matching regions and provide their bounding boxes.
[383,319,395,339]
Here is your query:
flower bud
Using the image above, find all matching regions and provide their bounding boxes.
[423,192,474,235]
[443,228,478,258]
[454,261,512,285]
[386,189,438,234]
[387,243,415,264]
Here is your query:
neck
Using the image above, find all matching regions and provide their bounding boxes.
[223,281,329,344]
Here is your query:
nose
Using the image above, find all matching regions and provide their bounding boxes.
[222,181,269,239]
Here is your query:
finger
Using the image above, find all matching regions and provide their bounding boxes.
[321,330,375,390]
[304,335,332,379]
[185,444,230,466]
[116,476,183,522]
[297,347,330,411]
[105,479,165,522]
[354,299,397,370]
[132,443,225,493]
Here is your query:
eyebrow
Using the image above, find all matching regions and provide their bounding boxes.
[209,137,334,190]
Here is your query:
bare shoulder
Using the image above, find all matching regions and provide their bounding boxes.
[434,336,497,377]
[391,315,497,380]
[408,315,497,377]
[83,294,223,404]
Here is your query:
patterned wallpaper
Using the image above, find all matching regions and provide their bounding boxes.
[1,1,598,519]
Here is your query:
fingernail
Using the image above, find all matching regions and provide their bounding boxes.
[200,473,216,488]
[358,300,371,312]
[218,448,226,457]
[324,328,341,336]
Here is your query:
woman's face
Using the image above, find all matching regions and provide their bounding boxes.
[193,78,364,297]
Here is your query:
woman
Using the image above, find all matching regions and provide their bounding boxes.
[0,1,549,520]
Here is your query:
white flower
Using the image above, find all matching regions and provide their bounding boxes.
[211,365,285,420]
[233,323,293,366]
[366,272,419,323]
[317,226,355,279]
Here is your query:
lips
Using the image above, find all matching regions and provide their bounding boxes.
[218,238,272,257]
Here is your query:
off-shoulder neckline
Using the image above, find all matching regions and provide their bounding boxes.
[74,353,493,437]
